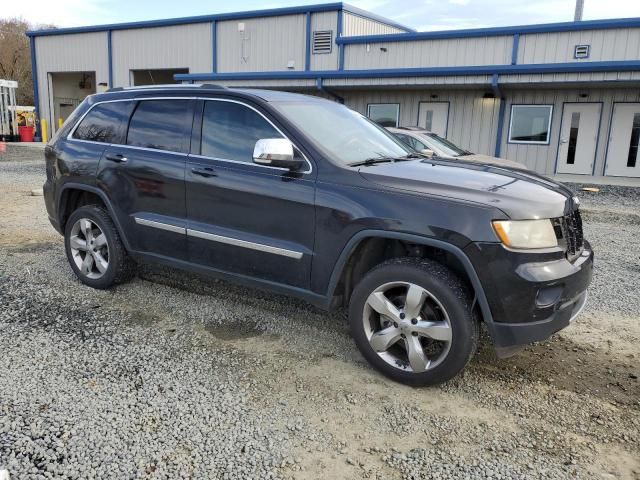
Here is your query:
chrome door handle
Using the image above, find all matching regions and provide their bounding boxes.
[191,167,216,178]
[105,154,128,163]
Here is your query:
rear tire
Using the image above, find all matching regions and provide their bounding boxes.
[64,205,135,289]
[349,257,479,386]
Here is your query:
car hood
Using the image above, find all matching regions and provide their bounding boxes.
[358,158,576,220]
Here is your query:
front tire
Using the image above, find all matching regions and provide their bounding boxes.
[349,257,479,386]
[64,205,135,289]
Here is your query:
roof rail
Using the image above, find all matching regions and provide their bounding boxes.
[106,83,226,93]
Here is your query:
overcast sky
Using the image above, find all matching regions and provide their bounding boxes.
[6,0,640,31]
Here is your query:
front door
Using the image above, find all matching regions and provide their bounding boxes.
[185,98,316,289]
[605,103,640,177]
[556,103,601,175]
[418,102,449,137]
[98,98,194,260]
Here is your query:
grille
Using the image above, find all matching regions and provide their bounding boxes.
[562,209,584,257]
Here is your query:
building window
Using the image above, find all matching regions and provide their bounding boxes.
[368,104,399,128]
[566,112,581,165]
[627,113,640,168]
[508,105,553,144]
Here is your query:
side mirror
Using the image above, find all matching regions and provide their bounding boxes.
[253,138,303,170]
[420,148,435,157]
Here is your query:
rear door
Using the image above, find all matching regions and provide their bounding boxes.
[185,98,316,289]
[97,98,194,260]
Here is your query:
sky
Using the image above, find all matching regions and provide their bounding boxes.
[5,0,640,31]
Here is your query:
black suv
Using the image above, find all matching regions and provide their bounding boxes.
[43,85,593,386]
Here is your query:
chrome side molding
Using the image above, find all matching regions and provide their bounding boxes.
[134,217,186,234]
[132,216,303,260]
[186,229,303,260]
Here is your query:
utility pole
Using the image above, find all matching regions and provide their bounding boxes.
[574,0,584,21]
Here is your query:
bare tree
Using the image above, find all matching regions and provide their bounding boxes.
[0,18,55,106]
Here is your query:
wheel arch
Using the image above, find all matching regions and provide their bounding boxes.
[57,183,132,252]
[325,230,495,329]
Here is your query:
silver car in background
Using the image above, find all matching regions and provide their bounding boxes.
[386,126,526,169]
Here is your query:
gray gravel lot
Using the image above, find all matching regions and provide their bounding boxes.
[0,145,638,479]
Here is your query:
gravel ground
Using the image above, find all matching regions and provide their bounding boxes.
[0,145,638,479]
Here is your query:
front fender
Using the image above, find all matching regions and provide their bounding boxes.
[324,229,496,331]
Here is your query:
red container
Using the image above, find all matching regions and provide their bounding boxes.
[18,126,35,142]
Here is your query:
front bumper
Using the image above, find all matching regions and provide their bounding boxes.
[465,241,594,349]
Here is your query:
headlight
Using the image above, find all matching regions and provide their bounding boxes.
[492,219,558,249]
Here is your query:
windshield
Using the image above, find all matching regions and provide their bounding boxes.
[272,100,411,165]
[420,133,471,157]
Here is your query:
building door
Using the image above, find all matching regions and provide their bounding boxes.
[556,103,601,175]
[418,102,449,137]
[605,103,640,177]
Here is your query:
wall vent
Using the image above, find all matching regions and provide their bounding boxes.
[574,44,590,59]
[313,30,333,54]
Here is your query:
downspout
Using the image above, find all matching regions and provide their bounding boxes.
[492,74,506,158]
[316,77,344,104]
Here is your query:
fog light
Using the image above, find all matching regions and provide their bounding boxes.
[536,285,563,307]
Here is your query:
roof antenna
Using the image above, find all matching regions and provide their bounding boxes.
[574,0,584,21]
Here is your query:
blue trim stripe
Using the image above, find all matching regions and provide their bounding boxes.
[24,2,413,38]
[337,10,344,70]
[174,60,640,81]
[336,16,640,44]
[305,12,311,71]
[211,21,217,73]
[29,36,40,137]
[511,33,520,65]
[107,30,113,87]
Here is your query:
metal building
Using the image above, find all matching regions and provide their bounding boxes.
[27,2,640,178]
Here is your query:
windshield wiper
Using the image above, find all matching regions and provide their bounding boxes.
[348,154,420,167]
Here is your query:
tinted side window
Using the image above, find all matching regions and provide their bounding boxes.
[201,101,283,163]
[127,100,191,153]
[72,102,134,144]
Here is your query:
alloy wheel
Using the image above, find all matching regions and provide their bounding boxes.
[362,281,452,373]
[69,218,109,279]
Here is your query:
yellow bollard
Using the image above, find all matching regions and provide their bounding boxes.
[58,118,63,130]
[41,119,48,143]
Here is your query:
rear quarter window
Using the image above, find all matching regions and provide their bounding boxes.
[72,101,135,144]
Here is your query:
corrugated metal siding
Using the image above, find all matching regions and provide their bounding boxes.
[499,87,640,175]
[216,15,306,72]
[34,32,108,129]
[518,28,640,64]
[310,11,339,71]
[344,36,511,69]
[341,89,500,156]
[213,79,317,88]
[111,23,212,86]
[324,75,492,87]
[342,12,406,36]
[501,71,640,84]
